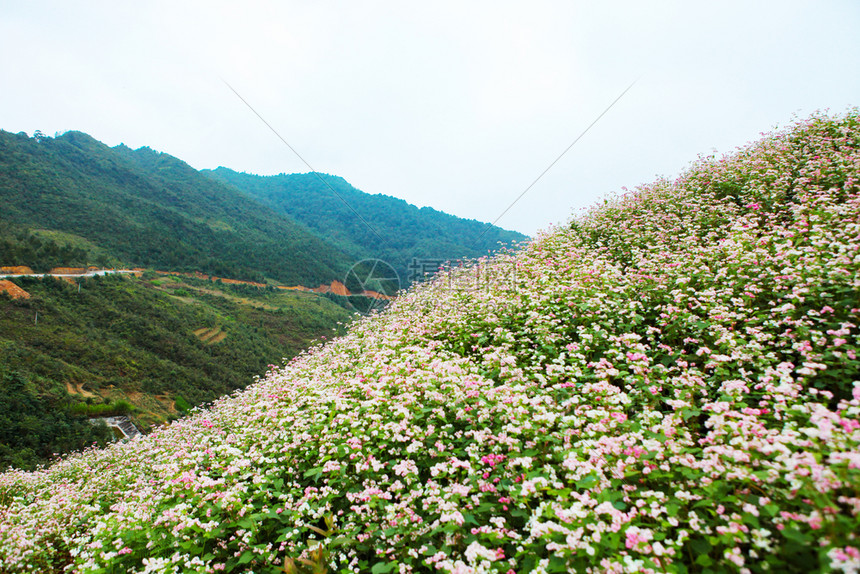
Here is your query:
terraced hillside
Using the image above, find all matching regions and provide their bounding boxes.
[0,111,858,573]
[0,273,353,470]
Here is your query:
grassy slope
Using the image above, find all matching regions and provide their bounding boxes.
[0,111,858,573]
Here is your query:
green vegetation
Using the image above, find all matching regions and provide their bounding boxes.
[204,169,528,285]
[173,395,192,414]
[0,130,350,284]
[69,399,133,417]
[2,111,858,573]
[0,222,97,272]
[0,368,112,471]
[0,128,527,472]
[0,273,352,469]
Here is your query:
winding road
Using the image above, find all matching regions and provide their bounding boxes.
[0,269,137,279]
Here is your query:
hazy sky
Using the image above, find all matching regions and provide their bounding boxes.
[1,1,858,235]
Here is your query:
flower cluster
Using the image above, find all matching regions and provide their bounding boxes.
[1,110,858,573]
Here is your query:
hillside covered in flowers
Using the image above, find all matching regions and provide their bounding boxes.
[1,110,859,573]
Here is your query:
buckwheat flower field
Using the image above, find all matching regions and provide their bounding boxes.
[2,110,859,573]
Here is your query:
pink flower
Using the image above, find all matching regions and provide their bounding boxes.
[809,516,822,530]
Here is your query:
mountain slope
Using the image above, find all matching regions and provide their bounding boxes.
[0,131,350,285]
[1,111,859,573]
[204,169,528,285]
[0,272,352,469]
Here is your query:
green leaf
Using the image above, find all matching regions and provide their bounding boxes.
[237,552,254,565]
[371,561,398,574]
[781,527,810,544]
[681,407,700,421]
[576,474,598,489]
[303,466,323,478]
[690,538,711,556]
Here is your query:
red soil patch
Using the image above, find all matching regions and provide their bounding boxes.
[330,280,349,296]
[194,327,226,345]
[0,266,34,274]
[65,381,96,398]
[219,277,267,288]
[308,281,392,300]
[312,280,349,296]
[208,331,227,344]
[363,290,393,301]
[0,280,30,299]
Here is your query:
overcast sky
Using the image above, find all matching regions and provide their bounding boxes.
[1,1,858,236]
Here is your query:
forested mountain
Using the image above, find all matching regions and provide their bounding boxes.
[204,168,528,284]
[0,130,350,285]
[0,130,527,288]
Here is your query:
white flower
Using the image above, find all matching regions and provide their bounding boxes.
[141,557,173,574]
[464,541,497,563]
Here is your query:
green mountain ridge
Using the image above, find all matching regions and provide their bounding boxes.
[1,129,527,289]
[203,168,528,285]
[0,130,349,285]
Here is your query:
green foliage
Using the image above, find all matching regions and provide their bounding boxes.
[204,169,528,286]
[1,129,526,289]
[0,273,352,467]
[0,222,94,272]
[69,400,133,417]
[0,369,111,471]
[0,130,350,285]
[173,395,191,414]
